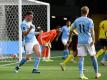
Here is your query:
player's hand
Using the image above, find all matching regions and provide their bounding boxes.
[45,43,48,47]
[45,42,52,48]
[48,42,52,48]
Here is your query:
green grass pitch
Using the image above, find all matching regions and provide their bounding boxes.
[0,51,107,80]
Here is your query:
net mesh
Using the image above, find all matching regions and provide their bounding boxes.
[0,0,49,62]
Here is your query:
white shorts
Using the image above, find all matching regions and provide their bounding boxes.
[62,39,68,46]
[77,44,96,56]
[25,40,40,55]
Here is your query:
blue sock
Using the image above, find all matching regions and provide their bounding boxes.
[78,57,84,76]
[91,56,98,73]
[66,49,69,55]
[63,49,69,58]
[34,57,40,70]
[19,58,27,67]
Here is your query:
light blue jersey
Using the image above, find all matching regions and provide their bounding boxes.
[61,25,70,40]
[21,20,36,43]
[72,16,94,44]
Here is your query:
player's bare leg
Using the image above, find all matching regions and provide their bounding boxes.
[42,47,48,61]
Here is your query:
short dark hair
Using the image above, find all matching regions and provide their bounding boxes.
[25,11,33,16]
[81,6,89,15]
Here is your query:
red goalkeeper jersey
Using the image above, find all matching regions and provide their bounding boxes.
[37,29,58,45]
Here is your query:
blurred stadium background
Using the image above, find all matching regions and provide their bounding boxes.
[38,0,107,50]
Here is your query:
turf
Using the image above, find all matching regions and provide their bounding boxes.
[0,51,107,80]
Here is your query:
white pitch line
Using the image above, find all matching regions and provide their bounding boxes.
[0,61,16,62]
[0,62,19,67]
[0,56,62,67]
[51,56,62,58]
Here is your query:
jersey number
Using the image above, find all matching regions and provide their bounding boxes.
[79,24,86,33]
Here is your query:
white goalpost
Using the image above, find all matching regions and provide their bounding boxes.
[0,0,50,62]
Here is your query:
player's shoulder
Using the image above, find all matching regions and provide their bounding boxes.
[76,16,93,22]
[87,17,93,23]
[74,17,83,23]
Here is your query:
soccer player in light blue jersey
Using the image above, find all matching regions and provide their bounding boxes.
[15,11,41,73]
[70,6,101,79]
[61,20,71,59]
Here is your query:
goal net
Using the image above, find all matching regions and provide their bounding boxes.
[0,0,50,63]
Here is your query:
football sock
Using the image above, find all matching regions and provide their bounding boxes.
[78,57,84,76]
[34,57,40,69]
[91,56,98,73]
[63,54,74,65]
[19,58,27,67]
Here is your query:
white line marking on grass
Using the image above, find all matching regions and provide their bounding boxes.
[0,56,62,67]
[31,56,62,59]
[51,56,62,58]
[0,62,19,67]
[0,61,16,62]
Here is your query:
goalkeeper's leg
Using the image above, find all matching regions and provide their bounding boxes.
[42,47,47,61]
